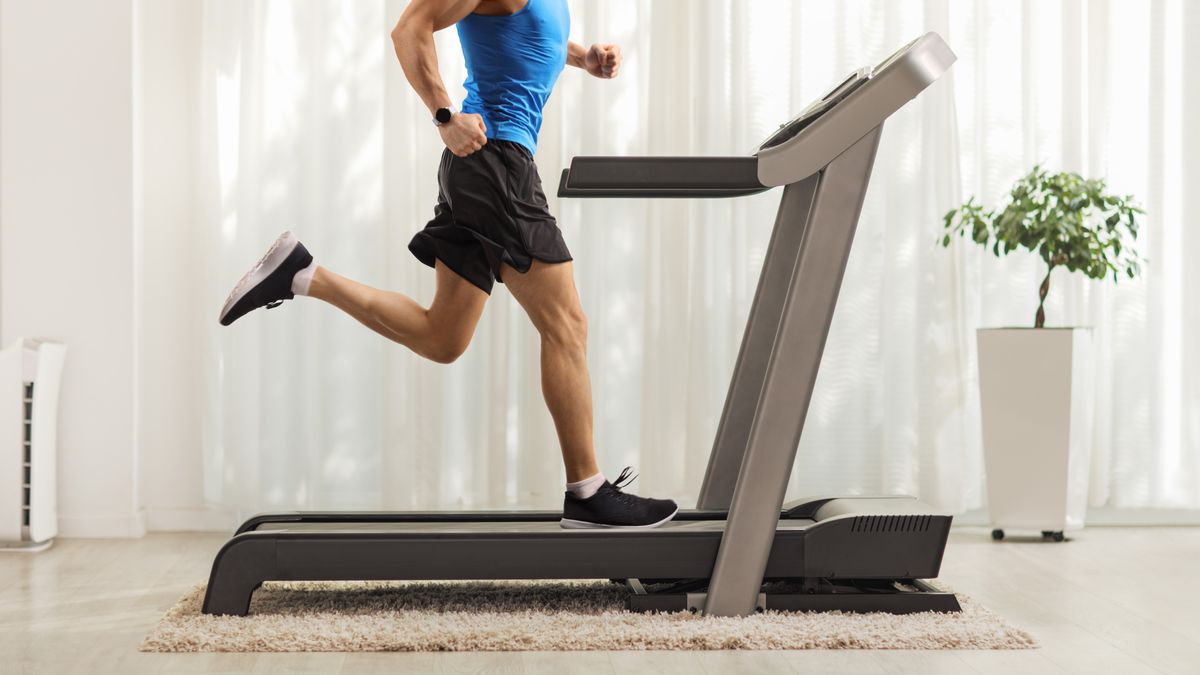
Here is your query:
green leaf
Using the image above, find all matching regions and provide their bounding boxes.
[935,166,1146,294]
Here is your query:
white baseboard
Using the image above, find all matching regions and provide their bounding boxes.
[57,507,236,537]
[953,507,1200,527]
[1077,507,1200,526]
[57,511,147,538]
[143,506,237,533]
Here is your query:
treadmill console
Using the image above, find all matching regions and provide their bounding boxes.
[755,32,955,186]
[758,34,930,153]
[759,67,873,151]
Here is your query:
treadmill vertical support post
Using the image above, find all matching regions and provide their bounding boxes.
[697,174,820,510]
[703,127,883,617]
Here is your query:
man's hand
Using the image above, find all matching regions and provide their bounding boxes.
[583,43,621,79]
[439,112,488,157]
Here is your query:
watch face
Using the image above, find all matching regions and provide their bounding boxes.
[436,108,453,124]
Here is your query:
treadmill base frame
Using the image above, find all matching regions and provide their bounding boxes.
[626,578,961,614]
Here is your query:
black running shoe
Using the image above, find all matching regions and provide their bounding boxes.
[560,467,679,529]
[218,231,313,326]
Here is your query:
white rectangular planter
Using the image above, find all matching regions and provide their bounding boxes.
[977,328,1093,535]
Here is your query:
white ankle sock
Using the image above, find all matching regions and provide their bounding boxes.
[291,261,318,296]
[566,472,605,499]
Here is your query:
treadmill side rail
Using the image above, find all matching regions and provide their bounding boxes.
[235,509,738,535]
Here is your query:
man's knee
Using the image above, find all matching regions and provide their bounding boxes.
[424,332,471,364]
[423,314,475,364]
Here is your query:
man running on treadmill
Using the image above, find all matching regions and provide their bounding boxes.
[217,0,679,529]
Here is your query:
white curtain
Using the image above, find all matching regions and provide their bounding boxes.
[198,0,1200,521]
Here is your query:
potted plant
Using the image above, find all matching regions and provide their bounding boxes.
[940,166,1143,541]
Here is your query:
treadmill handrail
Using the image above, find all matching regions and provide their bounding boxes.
[558,156,767,199]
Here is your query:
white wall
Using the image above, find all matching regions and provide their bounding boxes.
[0,0,143,536]
[1,0,223,536]
[136,0,219,531]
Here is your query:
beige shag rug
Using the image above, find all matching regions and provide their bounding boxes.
[141,580,1036,652]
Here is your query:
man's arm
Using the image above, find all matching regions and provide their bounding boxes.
[566,41,587,69]
[567,40,622,79]
[392,0,489,156]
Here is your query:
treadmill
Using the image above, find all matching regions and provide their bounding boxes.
[203,32,959,618]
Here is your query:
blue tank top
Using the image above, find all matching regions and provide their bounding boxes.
[456,0,569,154]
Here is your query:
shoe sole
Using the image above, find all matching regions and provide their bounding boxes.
[218,230,299,325]
[559,507,680,530]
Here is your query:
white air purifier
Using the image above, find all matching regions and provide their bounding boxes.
[0,339,66,551]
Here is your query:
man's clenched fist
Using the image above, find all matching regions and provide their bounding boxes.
[439,112,488,157]
[584,43,621,79]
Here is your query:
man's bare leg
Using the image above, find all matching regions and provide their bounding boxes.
[500,260,599,482]
[308,261,488,364]
[217,242,677,526]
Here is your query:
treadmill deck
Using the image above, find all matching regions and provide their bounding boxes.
[252,518,816,534]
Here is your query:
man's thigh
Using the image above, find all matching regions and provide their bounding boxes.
[499,260,583,330]
[428,260,489,331]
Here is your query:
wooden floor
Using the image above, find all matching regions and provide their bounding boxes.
[1,528,1197,675]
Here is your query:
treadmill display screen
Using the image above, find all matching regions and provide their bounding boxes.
[758,67,872,150]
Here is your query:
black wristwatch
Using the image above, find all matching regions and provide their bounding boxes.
[433,107,454,126]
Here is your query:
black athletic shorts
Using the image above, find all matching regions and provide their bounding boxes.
[408,139,573,294]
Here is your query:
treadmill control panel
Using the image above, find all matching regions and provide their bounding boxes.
[757,34,925,152]
[759,68,873,151]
